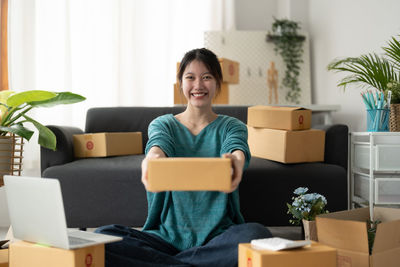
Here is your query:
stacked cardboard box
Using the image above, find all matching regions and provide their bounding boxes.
[174,58,239,105]
[247,106,325,163]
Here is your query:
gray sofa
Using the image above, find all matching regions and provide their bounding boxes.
[41,106,348,228]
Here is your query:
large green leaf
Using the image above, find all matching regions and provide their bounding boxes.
[23,115,56,150]
[0,125,34,140]
[6,90,57,108]
[29,92,86,107]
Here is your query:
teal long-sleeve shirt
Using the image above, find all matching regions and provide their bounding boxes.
[142,114,251,251]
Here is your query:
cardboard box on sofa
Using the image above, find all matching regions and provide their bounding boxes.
[173,82,229,105]
[247,106,311,130]
[247,126,325,163]
[238,242,336,267]
[73,132,142,158]
[316,207,400,267]
[0,249,8,267]
[9,241,104,267]
[147,158,232,191]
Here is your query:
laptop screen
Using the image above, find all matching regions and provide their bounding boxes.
[4,175,70,248]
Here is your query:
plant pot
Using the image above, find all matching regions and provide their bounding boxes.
[0,135,23,186]
[302,219,318,241]
[389,103,400,132]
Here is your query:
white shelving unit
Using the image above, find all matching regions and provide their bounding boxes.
[349,132,400,219]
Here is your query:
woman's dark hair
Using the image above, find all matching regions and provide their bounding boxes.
[177,48,223,95]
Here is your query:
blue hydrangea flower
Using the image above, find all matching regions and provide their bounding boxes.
[303,194,314,202]
[294,187,308,195]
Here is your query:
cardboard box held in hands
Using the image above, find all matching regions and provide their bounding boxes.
[147,158,232,191]
[247,106,311,131]
[73,132,142,158]
[316,207,400,267]
[238,242,336,267]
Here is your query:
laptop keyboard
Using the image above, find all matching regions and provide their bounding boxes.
[68,236,94,245]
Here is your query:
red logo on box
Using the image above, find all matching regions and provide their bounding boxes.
[337,255,352,267]
[298,115,304,124]
[85,253,93,267]
[247,257,252,267]
[229,64,235,76]
[86,141,94,150]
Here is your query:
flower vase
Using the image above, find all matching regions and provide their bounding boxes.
[302,219,318,241]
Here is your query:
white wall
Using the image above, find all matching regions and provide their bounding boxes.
[236,0,400,131]
[309,0,400,131]
[234,0,277,30]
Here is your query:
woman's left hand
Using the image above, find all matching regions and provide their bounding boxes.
[222,150,245,193]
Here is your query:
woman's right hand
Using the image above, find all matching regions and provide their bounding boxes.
[141,146,166,191]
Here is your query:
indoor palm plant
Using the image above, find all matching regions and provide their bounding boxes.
[327,35,400,131]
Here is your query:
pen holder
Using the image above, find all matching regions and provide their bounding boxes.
[367,108,390,132]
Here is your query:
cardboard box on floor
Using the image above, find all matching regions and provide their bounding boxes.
[238,242,337,267]
[9,241,104,267]
[73,132,142,158]
[173,82,229,105]
[147,158,232,191]
[0,249,8,267]
[247,106,312,130]
[316,207,400,267]
[247,126,325,163]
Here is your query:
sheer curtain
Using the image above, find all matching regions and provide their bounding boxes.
[7,0,235,176]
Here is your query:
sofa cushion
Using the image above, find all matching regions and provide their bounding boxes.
[43,155,148,227]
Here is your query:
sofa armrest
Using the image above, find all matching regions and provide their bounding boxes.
[40,125,84,174]
[314,124,349,170]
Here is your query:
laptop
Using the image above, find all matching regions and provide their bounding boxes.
[4,175,122,249]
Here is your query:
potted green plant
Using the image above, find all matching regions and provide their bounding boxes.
[327,35,400,131]
[0,90,85,185]
[287,187,328,241]
[267,18,305,104]
[0,90,85,150]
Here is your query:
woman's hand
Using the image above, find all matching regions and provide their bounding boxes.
[222,150,245,193]
[141,146,166,191]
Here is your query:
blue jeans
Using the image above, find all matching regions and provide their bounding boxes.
[95,223,272,267]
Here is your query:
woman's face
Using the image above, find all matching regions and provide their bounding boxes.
[181,60,217,108]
